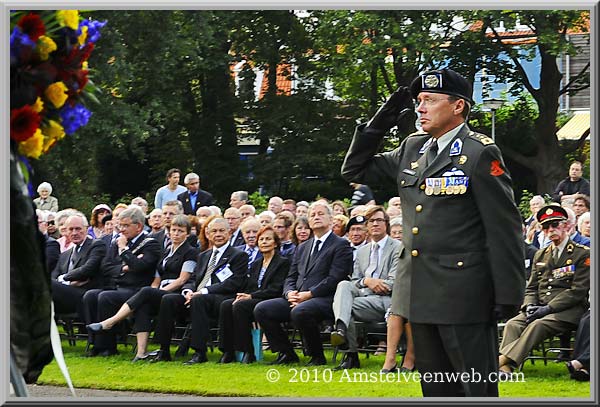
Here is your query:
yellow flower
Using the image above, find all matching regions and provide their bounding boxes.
[82,61,89,70]
[78,25,88,46]
[56,10,80,30]
[37,36,57,61]
[32,97,44,113]
[44,82,69,108]
[18,128,44,159]
[42,120,66,141]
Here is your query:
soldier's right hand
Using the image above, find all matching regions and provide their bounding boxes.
[366,86,413,132]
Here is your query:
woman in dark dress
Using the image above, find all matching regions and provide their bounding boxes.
[87,215,197,361]
[218,226,289,363]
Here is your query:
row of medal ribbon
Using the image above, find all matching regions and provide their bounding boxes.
[424,176,470,196]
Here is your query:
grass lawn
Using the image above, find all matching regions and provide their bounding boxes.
[36,341,591,399]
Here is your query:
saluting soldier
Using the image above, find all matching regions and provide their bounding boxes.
[341,68,525,397]
[498,205,590,374]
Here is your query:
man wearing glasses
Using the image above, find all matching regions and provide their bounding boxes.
[498,205,590,376]
[341,68,525,396]
[330,205,402,370]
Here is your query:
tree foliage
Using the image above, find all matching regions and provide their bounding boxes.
[29,9,590,212]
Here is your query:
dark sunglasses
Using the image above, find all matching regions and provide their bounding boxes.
[541,220,562,230]
[47,220,55,226]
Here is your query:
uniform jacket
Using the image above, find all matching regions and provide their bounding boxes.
[352,236,402,297]
[342,123,525,324]
[243,252,289,300]
[523,240,590,324]
[284,232,353,298]
[51,237,107,289]
[183,245,248,295]
[177,189,214,215]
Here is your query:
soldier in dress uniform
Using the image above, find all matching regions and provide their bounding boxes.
[341,68,525,397]
[498,205,590,374]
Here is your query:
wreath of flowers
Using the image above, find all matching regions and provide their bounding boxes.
[10,10,106,160]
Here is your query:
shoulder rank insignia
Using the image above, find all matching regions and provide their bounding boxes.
[469,132,494,146]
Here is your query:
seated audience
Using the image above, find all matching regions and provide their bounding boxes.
[148,208,164,234]
[218,226,289,364]
[389,217,403,241]
[196,206,214,221]
[291,216,312,247]
[34,182,59,212]
[273,214,296,258]
[254,201,352,366]
[37,209,60,272]
[87,215,197,362]
[564,207,590,247]
[151,217,248,363]
[331,206,403,370]
[239,204,256,222]
[566,308,590,381]
[239,217,262,268]
[498,206,590,376]
[55,209,77,252]
[346,216,368,261]
[332,214,349,238]
[258,211,276,228]
[332,200,349,217]
[295,201,309,218]
[51,212,106,320]
[229,191,248,209]
[577,212,590,239]
[282,199,297,215]
[88,204,112,239]
[224,207,245,247]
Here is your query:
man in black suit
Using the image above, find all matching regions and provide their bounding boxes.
[51,213,106,320]
[84,206,161,356]
[254,202,353,366]
[177,172,214,215]
[151,217,248,363]
[149,200,183,251]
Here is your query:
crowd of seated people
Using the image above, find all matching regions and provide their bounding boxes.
[42,161,590,380]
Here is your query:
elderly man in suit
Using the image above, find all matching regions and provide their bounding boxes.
[342,68,525,396]
[330,205,402,369]
[224,207,246,247]
[151,217,248,363]
[149,200,183,251]
[51,213,106,320]
[229,191,248,209]
[177,172,214,215]
[83,206,161,356]
[498,205,590,375]
[254,201,353,366]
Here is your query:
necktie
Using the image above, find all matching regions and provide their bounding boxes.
[365,243,380,278]
[68,246,79,271]
[164,234,172,250]
[426,139,438,166]
[246,247,255,262]
[309,240,321,265]
[197,249,219,291]
[552,247,560,262]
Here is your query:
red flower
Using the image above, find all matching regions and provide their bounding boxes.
[10,105,41,142]
[17,13,46,42]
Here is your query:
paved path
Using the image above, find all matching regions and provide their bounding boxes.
[23,384,200,398]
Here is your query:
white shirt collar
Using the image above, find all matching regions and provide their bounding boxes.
[434,123,465,156]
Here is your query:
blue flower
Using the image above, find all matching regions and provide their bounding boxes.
[79,19,107,44]
[59,104,92,135]
[10,26,35,58]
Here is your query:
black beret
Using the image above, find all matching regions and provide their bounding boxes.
[347,215,366,229]
[536,205,568,225]
[410,68,474,104]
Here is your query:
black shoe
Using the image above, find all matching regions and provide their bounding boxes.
[98,349,118,357]
[184,352,208,365]
[84,347,100,358]
[240,352,256,364]
[150,350,172,363]
[271,351,299,365]
[380,363,398,374]
[218,352,236,364]
[572,368,590,382]
[306,354,327,366]
[131,354,150,363]
[86,323,104,333]
[334,352,360,370]
[330,321,348,348]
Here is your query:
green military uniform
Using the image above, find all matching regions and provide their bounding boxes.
[342,122,525,396]
[500,240,590,366]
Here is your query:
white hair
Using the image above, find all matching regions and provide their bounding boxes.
[578,211,590,231]
[37,182,52,194]
[258,210,276,220]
